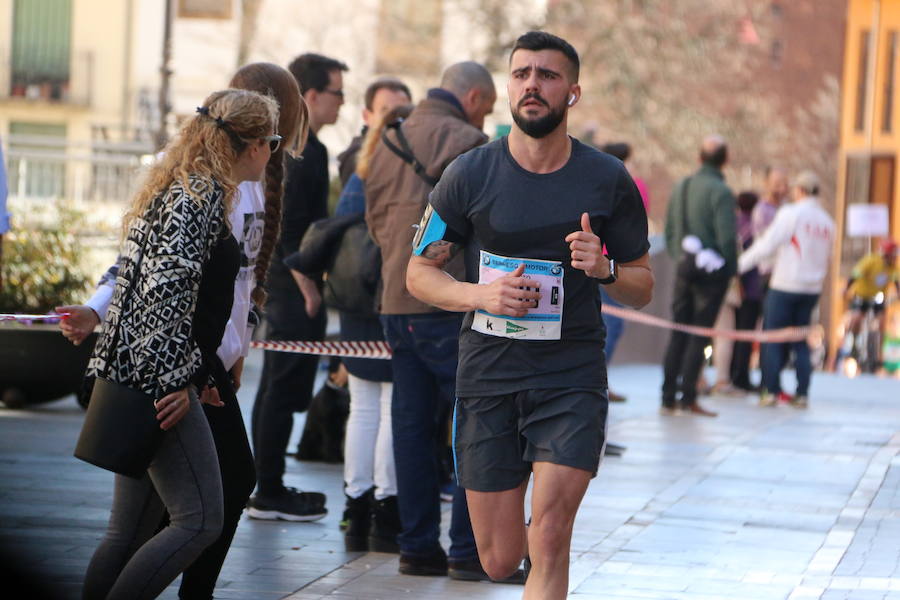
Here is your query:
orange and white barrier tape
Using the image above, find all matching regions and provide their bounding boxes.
[601,304,811,342]
[1,303,808,359]
[249,306,810,359]
[250,339,392,359]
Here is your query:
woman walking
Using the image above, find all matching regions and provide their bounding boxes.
[62,65,305,599]
[81,88,279,600]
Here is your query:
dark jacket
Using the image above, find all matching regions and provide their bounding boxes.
[284,213,380,318]
[286,211,390,382]
[267,131,330,291]
[664,164,738,276]
[364,94,487,314]
[337,131,364,188]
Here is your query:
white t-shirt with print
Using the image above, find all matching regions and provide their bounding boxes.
[217,180,265,370]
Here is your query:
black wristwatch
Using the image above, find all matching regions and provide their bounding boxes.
[597,258,617,285]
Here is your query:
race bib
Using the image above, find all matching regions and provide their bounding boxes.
[472,250,564,340]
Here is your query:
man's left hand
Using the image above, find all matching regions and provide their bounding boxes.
[565,212,609,279]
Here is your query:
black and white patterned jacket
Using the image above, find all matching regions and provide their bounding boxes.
[87,175,226,398]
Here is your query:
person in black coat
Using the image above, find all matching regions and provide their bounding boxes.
[247,53,348,521]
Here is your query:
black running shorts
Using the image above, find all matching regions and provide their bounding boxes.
[452,388,608,492]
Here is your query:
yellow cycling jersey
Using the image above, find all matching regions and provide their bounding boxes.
[849,253,899,300]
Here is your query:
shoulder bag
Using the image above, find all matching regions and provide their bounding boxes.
[74,204,164,478]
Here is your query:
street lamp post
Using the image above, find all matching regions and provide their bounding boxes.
[155,0,174,152]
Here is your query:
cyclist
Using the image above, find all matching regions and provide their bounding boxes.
[845,239,900,357]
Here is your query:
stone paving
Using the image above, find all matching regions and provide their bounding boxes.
[1,351,899,599]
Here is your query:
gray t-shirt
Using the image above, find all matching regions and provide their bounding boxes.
[429,137,649,397]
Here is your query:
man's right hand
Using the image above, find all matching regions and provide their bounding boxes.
[475,264,542,318]
[290,269,322,318]
[56,305,100,346]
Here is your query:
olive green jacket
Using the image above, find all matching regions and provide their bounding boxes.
[664,164,737,276]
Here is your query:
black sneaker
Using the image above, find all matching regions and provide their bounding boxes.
[284,486,326,508]
[342,489,373,551]
[368,495,400,553]
[247,487,327,522]
[448,557,526,584]
[399,547,448,576]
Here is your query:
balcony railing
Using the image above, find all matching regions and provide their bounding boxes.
[5,135,154,233]
[0,50,93,107]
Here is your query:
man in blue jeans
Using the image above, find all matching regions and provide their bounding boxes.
[738,170,835,408]
[365,61,524,582]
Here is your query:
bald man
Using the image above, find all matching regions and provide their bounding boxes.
[364,62,521,583]
[661,135,737,417]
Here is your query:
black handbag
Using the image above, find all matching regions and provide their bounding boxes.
[74,207,163,478]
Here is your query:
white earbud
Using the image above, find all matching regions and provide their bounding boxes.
[567,95,576,106]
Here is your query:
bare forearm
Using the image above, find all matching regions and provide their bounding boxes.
[604,265,653,309]
[407,260,480,312]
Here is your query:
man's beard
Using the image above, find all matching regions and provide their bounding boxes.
[511,93,566,139]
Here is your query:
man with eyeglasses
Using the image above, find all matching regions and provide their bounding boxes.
[247,53,349,522]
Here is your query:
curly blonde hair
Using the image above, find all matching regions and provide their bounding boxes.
[122,88,279,237]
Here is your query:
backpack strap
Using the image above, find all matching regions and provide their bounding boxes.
[381,119,440,188]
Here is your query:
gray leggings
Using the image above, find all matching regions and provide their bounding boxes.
[83,393,224,600]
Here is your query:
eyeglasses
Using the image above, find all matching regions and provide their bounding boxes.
[260,134,282,152]
[321,88,344,99]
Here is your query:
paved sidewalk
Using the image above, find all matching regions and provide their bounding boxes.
[1,353,899,599]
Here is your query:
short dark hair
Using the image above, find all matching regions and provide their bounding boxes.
[601,142,631,162]
[700,144,728,168]
[364,78,412,111]
[510,31,580,81]
[736,190,759,213]
[287,53,349,95]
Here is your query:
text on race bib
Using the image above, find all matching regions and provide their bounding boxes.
[472,250,564,341]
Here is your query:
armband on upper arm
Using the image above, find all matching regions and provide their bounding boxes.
[412,205,449,256]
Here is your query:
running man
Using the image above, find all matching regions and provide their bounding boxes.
[406,31,653,599]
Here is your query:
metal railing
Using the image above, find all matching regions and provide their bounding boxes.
[5,135,154,232]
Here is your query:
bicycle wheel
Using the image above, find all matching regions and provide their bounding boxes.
[865,328,882,373]
[857,325,869,370]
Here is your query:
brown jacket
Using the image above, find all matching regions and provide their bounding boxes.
[365,95,487,314]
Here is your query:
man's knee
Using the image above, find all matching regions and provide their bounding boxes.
[529,512,574,560]
[479,545,525,581]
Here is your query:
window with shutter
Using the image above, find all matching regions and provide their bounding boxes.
[11,0,72,95]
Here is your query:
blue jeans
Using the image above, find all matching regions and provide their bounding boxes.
[761,289,819,396]
[381,313,476,560]
[598,285,624,362]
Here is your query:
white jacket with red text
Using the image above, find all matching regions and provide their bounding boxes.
[738,197,835,294]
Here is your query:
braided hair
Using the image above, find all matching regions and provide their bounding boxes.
[228,63,306,307]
